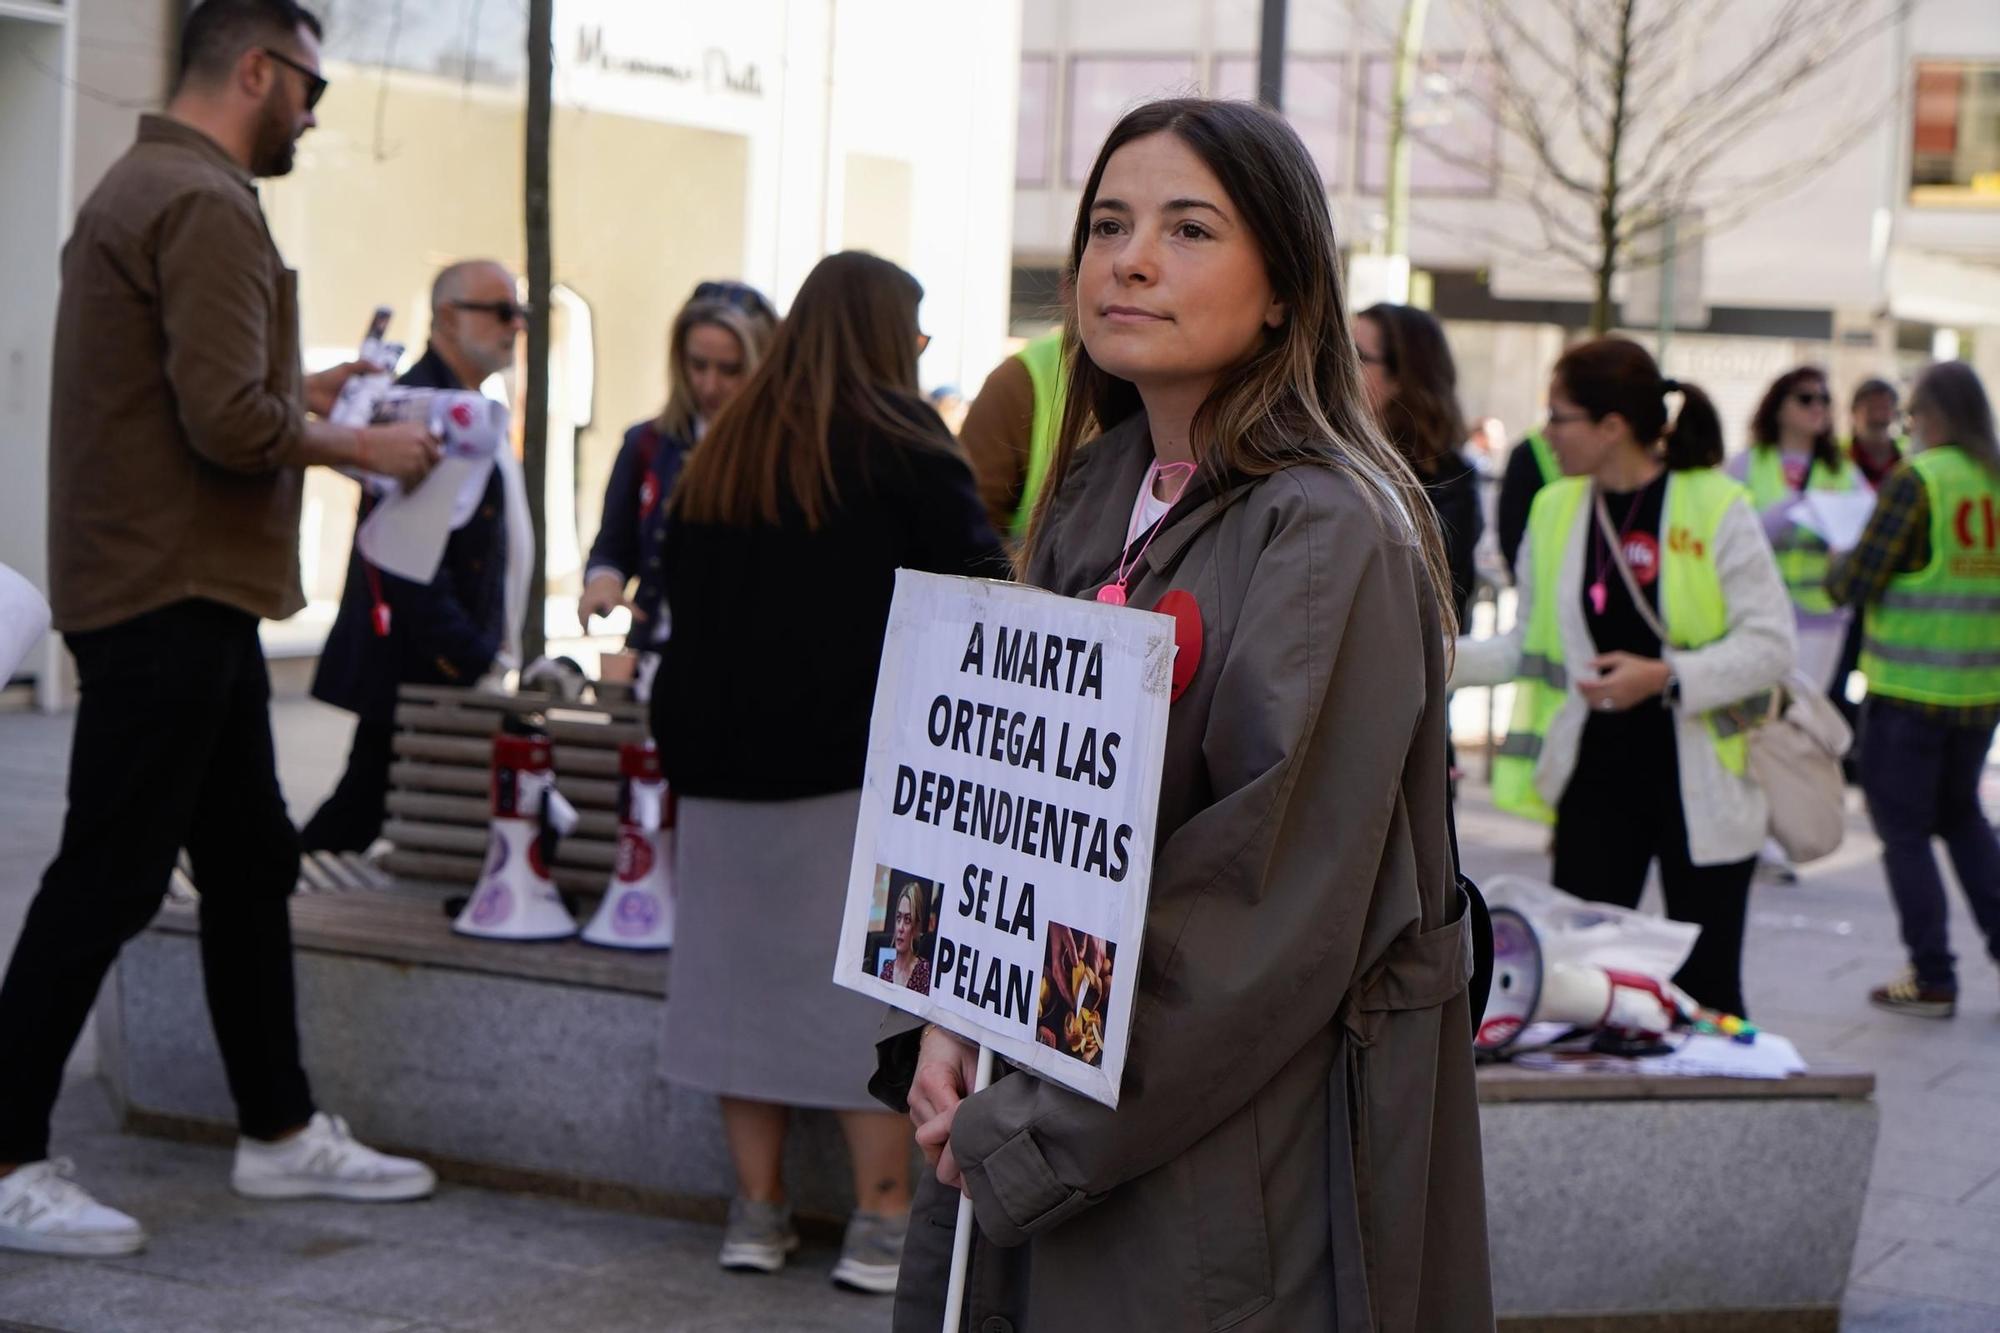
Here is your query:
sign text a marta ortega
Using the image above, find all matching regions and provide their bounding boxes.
[835,570,1175,1108]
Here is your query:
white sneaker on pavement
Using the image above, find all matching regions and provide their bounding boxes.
[0,1159,147,1257]
[232,1112,436,1202]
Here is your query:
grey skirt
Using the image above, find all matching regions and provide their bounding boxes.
[662,789,886,1111]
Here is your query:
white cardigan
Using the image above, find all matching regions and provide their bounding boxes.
[1451,476,1796,865]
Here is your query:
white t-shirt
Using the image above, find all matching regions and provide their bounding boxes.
[1127,459,1179,546]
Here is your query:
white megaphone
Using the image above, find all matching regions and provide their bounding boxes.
[1477,907,1695,1052]
[582,741,676,950]
[453,722,581,941]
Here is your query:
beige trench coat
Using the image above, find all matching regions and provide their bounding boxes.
[877,414,1493,1333]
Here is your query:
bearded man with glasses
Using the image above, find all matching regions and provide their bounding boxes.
[0,0,441,1259]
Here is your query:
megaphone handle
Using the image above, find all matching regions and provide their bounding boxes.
[940,1043,995,1333]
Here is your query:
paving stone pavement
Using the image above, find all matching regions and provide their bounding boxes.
[0,697,1996,1330]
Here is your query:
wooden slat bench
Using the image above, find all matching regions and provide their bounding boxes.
[376,683,647,897]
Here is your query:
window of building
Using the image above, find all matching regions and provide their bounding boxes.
[1357,54,1498,196]
[1065,56,1200,185]
[1910,61,2000,207]
[1017,55,1055,188]
[1209,55,1347,186]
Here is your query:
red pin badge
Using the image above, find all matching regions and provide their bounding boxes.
[1153,590,1202,701]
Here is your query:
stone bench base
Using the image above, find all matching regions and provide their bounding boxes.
[101,889,1877,1327]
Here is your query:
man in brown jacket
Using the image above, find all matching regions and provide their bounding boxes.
[0,0,443,1259]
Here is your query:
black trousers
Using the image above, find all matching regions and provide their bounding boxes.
[301,718,395,854]
[0,600,314,1162]
[1552,716,1756,1018]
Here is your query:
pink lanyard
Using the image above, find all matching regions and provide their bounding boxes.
[1097,460,1195,606]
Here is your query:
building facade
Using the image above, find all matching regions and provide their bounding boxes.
[1012,0,2000,448]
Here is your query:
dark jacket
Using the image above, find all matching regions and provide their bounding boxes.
[50,115,309,632]
[585,418,693,649]
[651,398,1008,800]
[311,346,508,723]
[1497,435,1548,576]
[880,414,1492,1332]
[1429,448,1485,625]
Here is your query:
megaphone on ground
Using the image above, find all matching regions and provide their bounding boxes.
[582,741,676,950]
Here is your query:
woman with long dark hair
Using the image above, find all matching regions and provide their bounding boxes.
[651,253,1003,1292]
[883,98,1490,1331]
[1830,360,2000,1018]
[1355,302,1483,623]
[1729,365,1861,689]
[580,282,777,647]
[1455,338,1794,1017]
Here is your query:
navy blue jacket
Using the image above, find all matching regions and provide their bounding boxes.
[585,418,693,648]
[312,346,509,723]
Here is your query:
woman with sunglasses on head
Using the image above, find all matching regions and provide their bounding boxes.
[1455,339,1794,1018]
[579,281,778,659]
[1728,367,1862,692]
[650,252,1004,1295]
[884,99,1490,1332]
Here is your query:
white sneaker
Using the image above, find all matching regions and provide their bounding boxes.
[0,1159,147,1257]
[231,1112,436,1202]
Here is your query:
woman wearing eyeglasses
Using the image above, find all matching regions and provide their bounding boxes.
[1453,339,1794,1019]
[1728,367,1863,692]
[650,252,1005,1293]
[579,281,778,660]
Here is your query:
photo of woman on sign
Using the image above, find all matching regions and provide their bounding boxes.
[877,876,933,995]
[873,98,1492,1331]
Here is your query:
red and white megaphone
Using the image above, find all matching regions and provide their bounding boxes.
[582,741,676,950]
[454,721,580,941]
[1477,906,1695,1052]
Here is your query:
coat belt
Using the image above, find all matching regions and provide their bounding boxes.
[1338,887,1474,1047]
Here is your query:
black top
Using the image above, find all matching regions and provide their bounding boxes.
[586,418,694,650]
[1497,436,1547,576]
[1580,471,1673,754]
[1426,449,1484,624]
[652,398,1009,800]
[311,345,509,723]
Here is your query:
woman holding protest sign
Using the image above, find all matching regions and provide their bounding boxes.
[651,252,1004,1293]
[1453,339,1794,1018]
[877,98,1491,1331]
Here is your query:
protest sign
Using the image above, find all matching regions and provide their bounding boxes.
[834,570,1175,1108]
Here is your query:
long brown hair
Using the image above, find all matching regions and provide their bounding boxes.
[1554,337,1725,472]
[1911,360,2000,476]
[1750,366,1840,475]
[1023,97,1455,638]
[1358,302,1466,478]
[654,289,777,440]
[673,252,934,530]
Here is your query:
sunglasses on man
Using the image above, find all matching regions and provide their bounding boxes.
[262,48,328,111]
[450,300,532,323]
[692,280,777,321]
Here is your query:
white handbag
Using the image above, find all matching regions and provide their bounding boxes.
[1594,495,1851,863]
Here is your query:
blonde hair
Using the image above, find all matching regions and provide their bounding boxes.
[655,296,776,440]
[1023,98,1456,641]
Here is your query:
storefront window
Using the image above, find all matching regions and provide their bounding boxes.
[1911,61,2000,207]
[1018,56,1054,187]
[1065,56,1199,185]
[1209,56,1346,186]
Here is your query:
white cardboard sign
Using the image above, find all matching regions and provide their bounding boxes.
[834,570,1175,1107]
